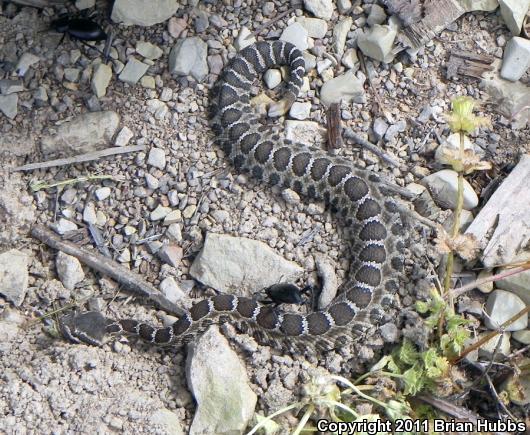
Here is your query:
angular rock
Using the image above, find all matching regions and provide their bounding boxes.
[496,252,530,305]
[111,0,178,26]
[15,52,40,76]
[500,37,530,82]
[234,26,256,51]
[280,22,309,51]
[147,147,166,169]
[465,155,530,266]
[285,120,326,146]
[367,4,387,26]
[118,57,149,85]
[303,0,334,20]
[0,79,24,95]
[484,289,527,331]
[136,42,163,60]
[150,409,184,435]
[333,17,352,57]
[41,111,120,158]
[295,17,328,39]
[91,63,112,98]
[56,252,85,290]
[159,277,187,303]
[187,327,257,435]
[114,126,133,147]
[435,133,483,165]
[0,250,29,306]
[0,94,17,119]
[421,169,479,210]
[499,0,530,35]
[289,101,311,120]
[357,24,397,63]
[190,233,303,296]
[157,244,183,268]
[315,255,338,308]
[169,37,208,82]
[320,70,365,106]
[478,332,511,360]
[150,205,172,221]
[460,0,500,12]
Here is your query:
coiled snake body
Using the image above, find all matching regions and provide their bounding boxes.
[60,41,405,353]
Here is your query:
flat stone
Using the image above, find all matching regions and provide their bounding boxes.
[91,63,112,98]
[295,17,328,39]
[168,17,187,38]
[118,57,149,84]
[114,126,133,147]
[500,37,530,82]
[52,218,78,235]
[41,111,120,158]
[136,42,163,60]
[187,327,257,435]
[150,205,172,221]
[465,155,530,266]
[357,24,397,63]
[496,252,530,306]
[234,26,256,51]
[320,70,365,106]
[367,4,387,26]
[285,120,326,146]
[513,330,530,344]
[83,202,97,224]
[460,0,500,12]
[373,117,388,141]
[499,0,530,35]
[56,252,85,290]
[341,48,359,69]
[147,147,166,169]
[333,17,352,57]
[484,290,528,331]
[164,209,182,225]
[190,233,303,296]
[111,0,178,26]
[280,22,309,51]
[478,332,511,360]
[435,133,482,165]
[169,37,208,82]
[150,409,184,435]
[157,244,183,268]
[315,255,338,308]
[289,101,311,120]
[95,187,111,201]
[0,79,24,95]
[303,0,334,20]
[15,52,40,76]
[0,249,29,306]
[421,169,479,210]
[0,94,17,119]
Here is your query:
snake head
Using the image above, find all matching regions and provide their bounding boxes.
[59,311,109,346]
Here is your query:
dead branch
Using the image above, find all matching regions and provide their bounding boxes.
[31,225,186,317]
[327,103,344,149]
[343,128,400,167]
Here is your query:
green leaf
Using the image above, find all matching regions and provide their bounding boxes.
[398,339,419,366]
[402,365,425,396]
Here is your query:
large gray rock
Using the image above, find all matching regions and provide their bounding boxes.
[500,37,530,82]
[421,169,478,210]
[187,327,257,435]
[0,249,29,306]
[295,17,328,39]
[169,37,208,82]
[41,111,120,158]
[303,0,334,20]
[111,0,178,26]
[189,233,303,296]
[280,22,309,51]
[320,70,365,106]
[499,0,530,35]
[357,24,397,63]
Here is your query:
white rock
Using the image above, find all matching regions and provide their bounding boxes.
[282,188,300,204]
[160,277,188,304]
[41,111,120,158]
[83,202,97,224]
[15,52,40,77]
[145,173,159,189]
[303,0,334,20]
[52,218,78,234]
[234,26,256,51]
[164,209,182,225]
[189,233,303,296]
[460,0,500,12]
[169,37,209,82]
[333,18,352,57]
[475,269,494,293]
[56,252,85,290]
[485,290,528,331]
[478,332,511,359]
[114,126,133,147]
[513,330,530,344]
[435,132,483,164]
[303,52,317,71]
[147,147,166,169]
[0,250,29,306]
[280,22,309,51]
[166,223,183,242]
[136,42,163,60]
[496,252,530,305]
[499,0,530,35]
[150,409,184,435]
[315,255,338,308]
[187,327,257,435]
[264,69,282,89]
[357,24,397,63]
[465,155,530,266]
[367,4,387,26]
[320,70,365,106]
[500,37,530,82]
[285,120,326,146]
[421,169,479,210]
[289,101,311,120]
[95,187,111,201]
[111,0,178,26]
[150,205,172,221]
[295,17,328,39]
[91,63,112,98]
[0,94,17,119]
[118,57,149,84]
[342,48,359,69]
[337,0,352,13]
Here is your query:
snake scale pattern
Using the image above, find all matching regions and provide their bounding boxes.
[60,41,405,354]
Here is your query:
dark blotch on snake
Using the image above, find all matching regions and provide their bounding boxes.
[190,300,211,321]
[306,312,331,335]
[328,302,356,326]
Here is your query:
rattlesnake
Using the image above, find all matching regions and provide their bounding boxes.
[60,41,405,354]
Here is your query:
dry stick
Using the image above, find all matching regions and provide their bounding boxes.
[343,129,400,167]
[31,225,186,317]
[449,263,530,299]
[246,6,297,39]
[11,145,146,172]
[485,373,518,421]
[451,305,530,364]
